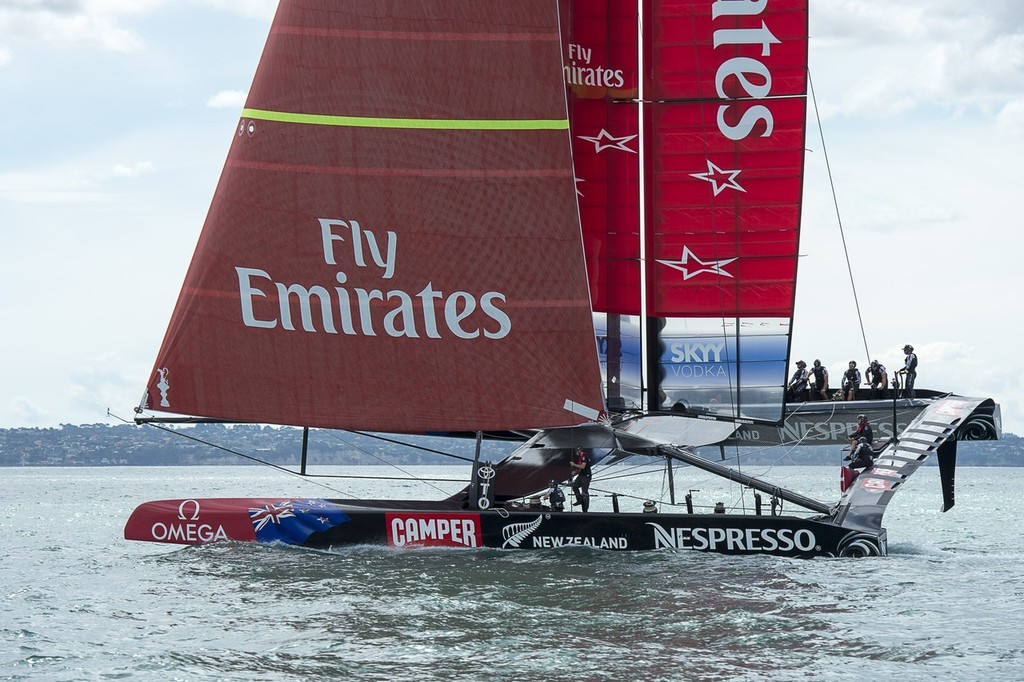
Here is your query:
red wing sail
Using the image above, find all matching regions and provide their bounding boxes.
[645,0,809,419]
[561,0,643,409]
[562,0,641,315]
[144,0,604,432]
[645,0,808,319]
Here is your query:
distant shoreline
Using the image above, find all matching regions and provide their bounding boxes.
[2,423,1020,467]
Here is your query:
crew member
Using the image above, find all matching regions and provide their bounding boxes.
[570,446,594,513]
[850,414,873,456]
[845,436,875,476]
[900,344,918,399]
[810,360,829,401]
[786,360,809,402]
[542,479,565,512]
[866,360,889,399]
[841,361,861,401]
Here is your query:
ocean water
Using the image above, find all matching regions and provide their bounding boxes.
[3,465,1023,681]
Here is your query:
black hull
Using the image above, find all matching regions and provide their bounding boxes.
[313,506,884,558]
[124,497,885,558]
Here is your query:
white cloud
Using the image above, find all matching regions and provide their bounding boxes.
[0,4,149,52]
[0,157,155,204]
[0,0,277,54]
[10,396,48,425]
[206,89,247,109]
[109,161,155,178]
[812,1,1024,118]
[193,0,278,20]
[997,98,1024,134]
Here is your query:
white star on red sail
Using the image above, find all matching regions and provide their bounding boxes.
[578,129,638,154]
[690,159,746,196]
[657,246,737,280]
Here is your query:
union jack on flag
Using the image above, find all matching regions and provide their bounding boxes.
[249,501,297,531]
[245,498,351,544]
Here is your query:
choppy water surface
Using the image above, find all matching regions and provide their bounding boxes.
[3,466,1022,680]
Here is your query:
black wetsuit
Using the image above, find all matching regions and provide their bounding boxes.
[867,363,888,399]
[546,485,565,512]
[810,365,828,399]
[571,450,594,512]
[848,442,874,470]
[903,352,918,399]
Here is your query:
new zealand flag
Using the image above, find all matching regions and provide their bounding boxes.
[248,499,350,545]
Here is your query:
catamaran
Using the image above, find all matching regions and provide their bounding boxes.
[125,0,999,557]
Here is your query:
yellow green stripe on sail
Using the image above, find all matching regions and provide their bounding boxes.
[241,108,569,130]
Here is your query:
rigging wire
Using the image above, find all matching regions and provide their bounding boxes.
[109,411,354,497]
[322,430,469,497]
[112,412,473,496]
[808,69,871,362]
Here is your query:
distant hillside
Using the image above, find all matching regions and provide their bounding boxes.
[0,423,516,467]
[1,423,1020,467]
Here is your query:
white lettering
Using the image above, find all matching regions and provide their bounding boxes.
[236,267,277,329]
[712,1,779,141]
[712,0,768,19]
[717,104,774,141]
[647,523,818,554]
[150,522,228,543]
[669,341,726,363]
[239,218,514,341]
[480,292,511,339]
[318,218,396,279]
[390,516,478,547]
[713,23,780,57]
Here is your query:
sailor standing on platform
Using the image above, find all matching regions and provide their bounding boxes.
[570,446,594,513]
[900,344,918,399]
[810,360,829,401]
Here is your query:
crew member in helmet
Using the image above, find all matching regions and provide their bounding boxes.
[866,359,889,399]
[786,360,810,402]
[845,436,875,474]
[899,344,918,399]
[542,479,565,511]
[841,361,861,401]
[810,359,829,401]
[849,414,873,456]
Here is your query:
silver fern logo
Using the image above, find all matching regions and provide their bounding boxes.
[501,515,544,549]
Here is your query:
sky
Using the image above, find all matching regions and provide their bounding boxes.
[1,1,1022,434]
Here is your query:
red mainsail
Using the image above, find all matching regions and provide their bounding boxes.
[144,0,604,432]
